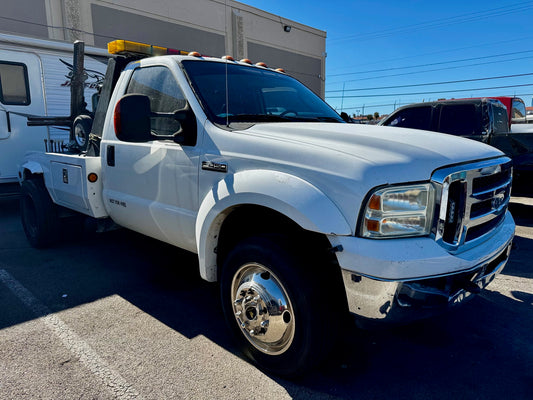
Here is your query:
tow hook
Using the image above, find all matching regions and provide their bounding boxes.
[460,279,481,294]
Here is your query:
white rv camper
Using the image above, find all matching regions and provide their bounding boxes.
[0,33,108,197]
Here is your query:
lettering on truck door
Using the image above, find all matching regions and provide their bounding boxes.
[102,65,200,252]
[0,50,47,183]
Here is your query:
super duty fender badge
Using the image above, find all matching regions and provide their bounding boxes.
[109,198,127,207]
[202,161,228,173]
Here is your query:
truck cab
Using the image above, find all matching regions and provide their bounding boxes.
[19,40,515,377]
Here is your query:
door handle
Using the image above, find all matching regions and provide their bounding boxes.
[5,111,11,133]
[107,145,115,166]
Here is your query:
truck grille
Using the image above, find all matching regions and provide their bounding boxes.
[432,157,512,252]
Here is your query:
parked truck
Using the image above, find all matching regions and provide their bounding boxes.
[0,33,107,198]
[19,40,515,376]
[379,98,533,188]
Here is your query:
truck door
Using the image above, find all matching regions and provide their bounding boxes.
[102,65,200,253]
[0,50,47,183]
[437,103,488,143]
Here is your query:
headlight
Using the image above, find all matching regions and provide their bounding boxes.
[360,183,435,238]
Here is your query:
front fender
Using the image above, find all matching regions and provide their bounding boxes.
[196,169,352,281]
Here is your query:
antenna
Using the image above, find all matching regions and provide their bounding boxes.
[225,0,230,127]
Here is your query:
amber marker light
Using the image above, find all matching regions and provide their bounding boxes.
[368,194,381,210]
[365,219,380,232]
[88,173,98,183]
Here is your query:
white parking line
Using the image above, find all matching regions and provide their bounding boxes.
[0,267,142,399]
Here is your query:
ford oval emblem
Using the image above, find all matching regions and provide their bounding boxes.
[491,193,505,210]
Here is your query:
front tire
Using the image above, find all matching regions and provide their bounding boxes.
[220,235,340,376]
[20,178,59,248]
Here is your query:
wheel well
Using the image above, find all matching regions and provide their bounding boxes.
[20,171,77,219]
[215,205,348,311]
[21,169,43,182]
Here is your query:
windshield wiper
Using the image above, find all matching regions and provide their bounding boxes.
[311,116,343,122]
[225,114,292,123]
[222,114,343,124]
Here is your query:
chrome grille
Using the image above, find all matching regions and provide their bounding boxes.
[431,157,512,253]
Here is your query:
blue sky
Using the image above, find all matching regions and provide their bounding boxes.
[238,0,533,116]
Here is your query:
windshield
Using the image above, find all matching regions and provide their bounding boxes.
[181,60,343,126]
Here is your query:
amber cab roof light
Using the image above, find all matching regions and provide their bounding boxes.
[107,40,286,73]
[107,40,189,57]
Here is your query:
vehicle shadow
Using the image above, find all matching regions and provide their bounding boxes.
[283,291,533,399]
[1,199,531,399]
[509,201,533,228]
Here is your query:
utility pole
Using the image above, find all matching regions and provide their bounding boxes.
[340,82,345,112]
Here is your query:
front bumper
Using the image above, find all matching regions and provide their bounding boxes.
[330,211,514,324]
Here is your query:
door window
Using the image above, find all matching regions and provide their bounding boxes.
[492,103,509,134]
[126,66,189,139]
[0,62,30,105]
[438,104,478,136]
[384,106,432,130]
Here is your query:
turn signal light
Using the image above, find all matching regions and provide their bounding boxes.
[88,173,98,183]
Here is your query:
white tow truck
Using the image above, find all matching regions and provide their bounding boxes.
[19,40,515,376]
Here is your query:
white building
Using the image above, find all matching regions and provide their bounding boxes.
[2,0,326,96]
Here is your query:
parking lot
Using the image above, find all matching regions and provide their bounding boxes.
[1,196,532,399]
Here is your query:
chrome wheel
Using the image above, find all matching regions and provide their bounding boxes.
[231,263,295,355]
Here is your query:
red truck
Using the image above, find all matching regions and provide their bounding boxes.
[489,96,528,126]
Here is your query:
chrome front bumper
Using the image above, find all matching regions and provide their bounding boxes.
[341,240,512,324]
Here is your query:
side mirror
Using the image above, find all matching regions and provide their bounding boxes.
[114,94,152,142]
[340,112,352,123]
[167,103,197,146]
[148,102,197,146]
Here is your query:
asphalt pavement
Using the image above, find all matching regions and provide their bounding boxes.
[0,196,532,399]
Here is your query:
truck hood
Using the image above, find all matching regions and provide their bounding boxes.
[236,122,504,182]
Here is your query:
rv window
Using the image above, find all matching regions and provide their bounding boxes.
[0,62,30,105]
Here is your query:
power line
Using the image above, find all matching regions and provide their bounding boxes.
[327,83,533,99]
[334,93,533,112]
[328,33,533,73]
[329,2,533,43]
[328,49,533,78]
[327,55,533,85]
[0,15,118,41]
[326,72,533,94]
